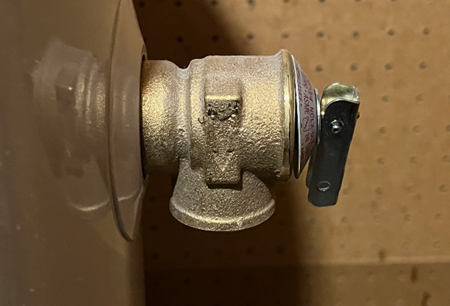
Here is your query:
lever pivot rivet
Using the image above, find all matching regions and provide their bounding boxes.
[317,181,331,192]
[330,120,344,134]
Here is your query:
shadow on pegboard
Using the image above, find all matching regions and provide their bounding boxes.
[134,0,310,305]
[142,175,311,306]
[134,0,246,68]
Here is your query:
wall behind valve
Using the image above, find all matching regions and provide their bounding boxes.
[134,0,450,305]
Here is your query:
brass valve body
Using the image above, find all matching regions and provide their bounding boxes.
[141,50,316,231]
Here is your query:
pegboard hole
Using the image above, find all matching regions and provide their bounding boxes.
[419,61,427,69]
[403,213,412,222]
[409,156,418,164]
[316,31,324,38]
[375,187,383,195]
[315,65,323,72]
[387,28,396,36]
[406,185,415,194]
[442,155,450,163]
[282,32,289,39]
[423,27,431,35]
[385,63,393,70]
[342,187,349,195]
[415,94,423,102]
[439,184,448,192]
[176,36,184,43]
[350,64,358,71]
[211,0,218,5]
[377,157,385,165]
[352,31,360,39]
[379,127,387,134]
[412,125,421,133]
[175,0,182,7]
[247,33,254,40]
[211,35,220,42]
[381,95,389,102]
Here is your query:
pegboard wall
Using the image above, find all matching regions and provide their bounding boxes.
[134,0,450,305]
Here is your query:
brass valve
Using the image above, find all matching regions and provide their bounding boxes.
[141,50,359,231]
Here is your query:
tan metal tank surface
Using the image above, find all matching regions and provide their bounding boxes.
[0,0,146,305]
[0,0,359,305]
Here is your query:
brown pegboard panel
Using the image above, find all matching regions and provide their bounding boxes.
[134,0,450,305]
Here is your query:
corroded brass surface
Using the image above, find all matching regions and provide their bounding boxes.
[141,51,297,231]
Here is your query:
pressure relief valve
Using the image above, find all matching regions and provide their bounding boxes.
[141,50,360,231]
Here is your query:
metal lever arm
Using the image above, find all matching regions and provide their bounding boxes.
[307,83,360,207]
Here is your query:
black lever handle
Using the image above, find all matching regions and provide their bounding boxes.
[307,83,360,207]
